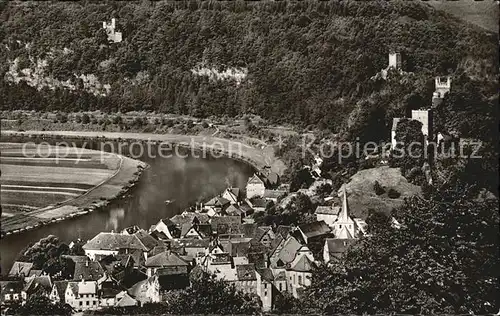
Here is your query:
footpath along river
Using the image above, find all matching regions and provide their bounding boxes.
[0,136,254,273]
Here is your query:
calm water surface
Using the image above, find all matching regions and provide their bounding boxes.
[0,137,253,273]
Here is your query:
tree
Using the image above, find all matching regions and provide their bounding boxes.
[306,183,499,314]
[167,271,261,314]
[387,188,401,198]
[81,113,90,124]
[9,295,72,315]
[17,235,73,278]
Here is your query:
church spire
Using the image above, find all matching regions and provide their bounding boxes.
[339,185,350,222]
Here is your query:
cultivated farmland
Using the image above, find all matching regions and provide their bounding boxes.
[0,142,147,234]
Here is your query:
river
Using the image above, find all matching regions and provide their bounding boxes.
[0,137,254,273]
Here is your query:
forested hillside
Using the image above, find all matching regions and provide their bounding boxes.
[0,0,497,138]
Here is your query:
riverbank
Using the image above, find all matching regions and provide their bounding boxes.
[1,142,148,237]
[1,130,285,175]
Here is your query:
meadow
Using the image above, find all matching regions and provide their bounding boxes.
[0,143,118,219]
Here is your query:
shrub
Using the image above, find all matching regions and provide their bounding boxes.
[387,188,401,199]
[373,181,385,195]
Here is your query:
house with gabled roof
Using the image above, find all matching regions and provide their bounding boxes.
[263,189,286,203]
[170,212,210,227]
[297,220,332,244]
[225,204,244,217]
[65,280,99,312]
[246,174,266,198]
[22,275,52,304]
[315,204,341,227]
[8,262,33,278]
[222,187,241,205]
[180,222,212,239]
[150,218,179,240]
[115,290,138,307]
[83,232,155,261]
[270,236,302,269]
[204,196,231,214]
[50,281,68,303]
[145,250,189,278]
[253,226,275,248]
[73,259,105,281]
[323,238,357,263]
[174,238,210,263]
[0,281,23,306]
[210,215,242,235]
[285,246,315,298]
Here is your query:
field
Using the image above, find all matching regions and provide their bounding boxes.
[0,143,117,217]
[0,142,146,234]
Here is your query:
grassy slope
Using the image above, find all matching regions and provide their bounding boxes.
[426,0,498,34]
[343,166,422,219]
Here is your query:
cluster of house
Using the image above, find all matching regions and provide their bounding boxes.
[0,171,368,312]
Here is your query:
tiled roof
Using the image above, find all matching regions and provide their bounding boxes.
[170,213,210,226]
[257,268,274,282]
[133,229,159,250]
[241,223,258,238]
[236,264,256,281]
[74,261,105,281]
[325,238,356,258]
[263,189,286,199]
[28,269,42,277]
[290,255,314,272]
[67,282,79,296]
[62,255,89,263]
[0,281,23,296]
[278,237,302,265]
[276,225,292,239]
[181,223,211,238]
[78,281,97,295]
[175,238,210,248]
[219,239,251,257]
[205,196,230,207]
[271,269,287,281]
[249,197,268,208]
[254,226,272,242]
[315,205,341,215]
[116,292,137,307]
[145,251,189,267]
[225,205,243,216]
[247,174,265,185]
[53,281,68,299]
[298,221,332,239]
[83,232,148,251]
[24,276,52,294]
[211,216,241,234]
[8,262,33,277]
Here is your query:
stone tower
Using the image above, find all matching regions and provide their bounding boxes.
[388,52,402,70]
[434,76,451,98]
[102,18,122,43]
[411,109,434,143]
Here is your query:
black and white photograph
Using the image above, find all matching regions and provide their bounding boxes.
[0,0,498,315]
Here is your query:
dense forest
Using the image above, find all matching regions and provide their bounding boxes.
[0,0,497,139]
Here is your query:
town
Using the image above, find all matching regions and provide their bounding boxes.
[1,1,498,315]
[0,52,484,314]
